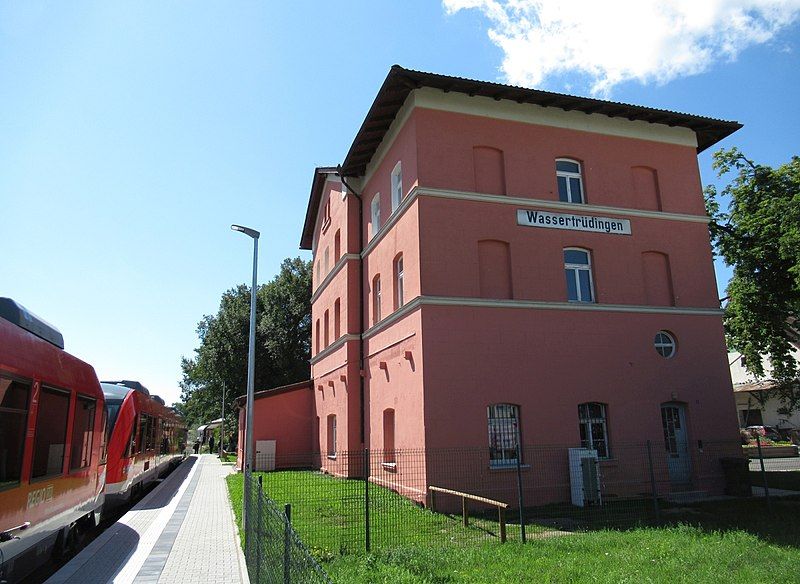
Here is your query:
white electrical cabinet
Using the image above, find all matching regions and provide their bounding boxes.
[568,448,601,507]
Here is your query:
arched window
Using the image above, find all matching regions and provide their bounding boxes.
[327,414,337,457]
[391,162,403,211]
[556,159,585,203]
[478,240,512,299]
[473,146,506,195]
[642,251,674,306]
[334,229,341,261]
[370,193,381,240]
[487,404,520,467]
[394,254,404,309]
[564,248,594,303]
[334,299,341,339]
[323,310,330,348]
[383,409,396,464]
[315,319,320,354]
[578,402,610,458]
[324,247,330,275]
[372,274,382,325]
[632,166,662,210]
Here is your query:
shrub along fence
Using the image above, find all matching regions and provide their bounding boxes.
[242,437,798,559]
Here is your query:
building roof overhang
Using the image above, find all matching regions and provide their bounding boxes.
[300,167,339,250]
[235,379,313,408]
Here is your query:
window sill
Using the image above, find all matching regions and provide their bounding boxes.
[327,454,337,460]
[381,462,397,472]
[489,464,531,472]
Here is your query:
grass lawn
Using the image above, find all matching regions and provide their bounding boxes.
[226,471,800,583]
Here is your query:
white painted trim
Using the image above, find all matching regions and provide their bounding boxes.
[361,295,721,340]
[310,334,360,365]
[311,253,360,303]
[413,88,699,148]
[418,186,710,224]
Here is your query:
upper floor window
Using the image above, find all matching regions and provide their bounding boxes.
[324,310,330,348]
[556,159,584,204]
[564,248,594,303]
[334,299,341,340]
[327,414,337,458]
[578,402,609,458]
[488,403,520,467]
[324,247,330,275]
[394,255,404,309]
[391,162,403,211]
[370,194,381,240]
[315,261,320,287]
[372,275,382,325]
[334,229,341,261]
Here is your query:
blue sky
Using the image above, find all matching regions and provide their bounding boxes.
[2,1,799,405]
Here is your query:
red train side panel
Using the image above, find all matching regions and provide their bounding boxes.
[0,301,106,583]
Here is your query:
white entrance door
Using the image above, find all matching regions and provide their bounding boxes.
[661,404,691,486]
[255,440,276,472]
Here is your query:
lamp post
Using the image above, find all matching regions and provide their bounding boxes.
[231,223,259,539]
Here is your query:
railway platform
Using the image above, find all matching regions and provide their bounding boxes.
[46,455,248,584]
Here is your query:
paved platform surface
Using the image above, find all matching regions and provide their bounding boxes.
[47,455,249,584]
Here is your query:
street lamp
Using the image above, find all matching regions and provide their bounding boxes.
[231,223,259,539]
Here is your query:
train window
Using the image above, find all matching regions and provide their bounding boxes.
[126,415,138,457]
[146,415,156,451]
[70,395,96,470]
[31,387,70,479]
[160,419,169,454]
[0,376,30,489]
[138,415,148,454]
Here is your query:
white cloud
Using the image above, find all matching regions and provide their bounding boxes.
[444,0,800,95]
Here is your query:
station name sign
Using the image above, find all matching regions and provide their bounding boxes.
[517,209,631,236]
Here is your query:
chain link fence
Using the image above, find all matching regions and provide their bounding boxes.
[243,437,798,569]
[244,472,332,584]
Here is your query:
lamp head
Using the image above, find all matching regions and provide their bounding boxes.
[231,224,260,239]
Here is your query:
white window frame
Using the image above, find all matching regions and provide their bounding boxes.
[373,275,381,324]
[556,158,585,204]
[654,331,677,358]
[327,414,337,458]
[391,162,403,212]
[578,402,610,459]
[488,403,520,467]
[564,248,595,303]
[370,193,381,240]
[395,256,404,309]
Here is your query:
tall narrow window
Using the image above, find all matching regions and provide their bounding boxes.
[642,252,674,306]
[334,229,341,261]
[383,409,396,464]
[578,403,610,458]
[391,162,403,211]
[488,404,520,467]
[564,248,594,303]
[473,146,506,195]
[324,310,330,348]
[478,240,512,299]
[0,376,30,488]
[324,247,330,275]
[32,387,70,478]
[327,414,337,457]
[394,255,404,309]
[556,159,584,203]
[316,261,320,287]
[370,194,381,240]
[372,275,382,325]
[70,395,96,470]
[334,299,341,339]
[315,319,320,354]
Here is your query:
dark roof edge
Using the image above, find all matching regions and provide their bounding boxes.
[339,65,743,177]
[299,167,339,250]
[235,379,313,407]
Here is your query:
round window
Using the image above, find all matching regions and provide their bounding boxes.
[654,331,676,358]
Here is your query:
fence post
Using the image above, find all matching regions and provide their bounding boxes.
[284,504,291,584]
[756,435,772,513]
[364,449,371,552]
[256,475,263,584]
[646,440,661,523]
[515,442,526,544]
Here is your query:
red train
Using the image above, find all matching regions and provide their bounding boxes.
[101,380,186,505]
[0,299,186,583]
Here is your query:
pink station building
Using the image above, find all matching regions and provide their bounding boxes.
[239,66,744,506]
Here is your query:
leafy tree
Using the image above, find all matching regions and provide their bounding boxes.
[705,148,800,415]
[179,257,312,440]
